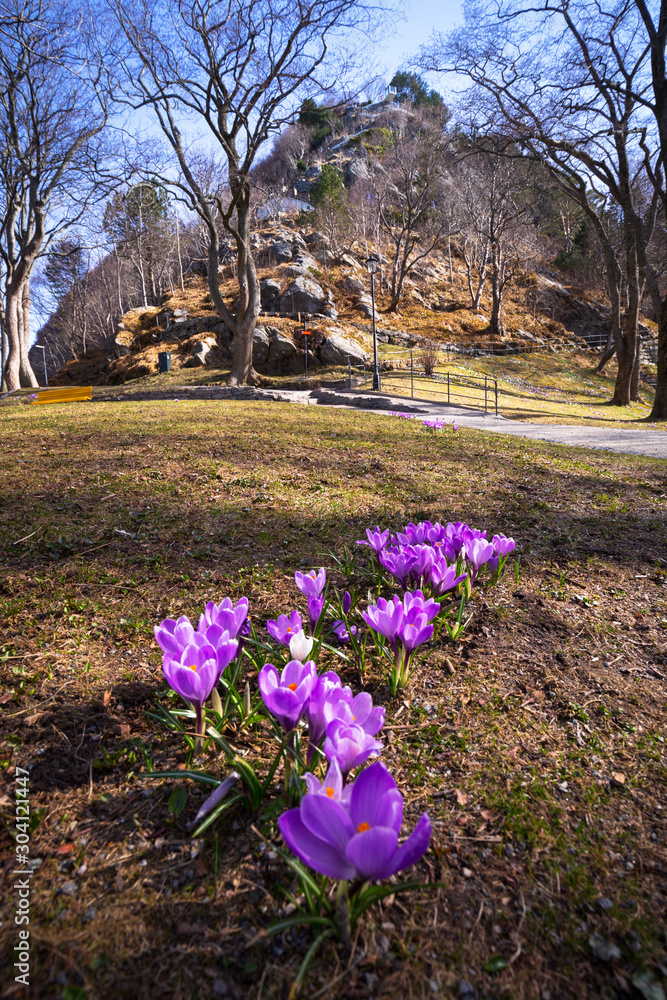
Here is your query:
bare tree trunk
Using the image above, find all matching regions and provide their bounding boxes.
[18,280,38,387]
[175,214,184,292]
[595,328,615,372]
[0,302,7,392]
[115,248,123,315]
[5,288,21,390]
[228,192,260,385]
[650,298,667,419]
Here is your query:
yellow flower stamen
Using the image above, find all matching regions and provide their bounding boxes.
[326,787,335,798]
[288,683,297,691]
[357,822,371,833]
[187,663,198,672]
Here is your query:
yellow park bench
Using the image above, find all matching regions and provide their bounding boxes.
[30,386,92,405]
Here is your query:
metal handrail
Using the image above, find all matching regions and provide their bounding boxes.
[349,357,499,416]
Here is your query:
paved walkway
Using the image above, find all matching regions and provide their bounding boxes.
[306,388,667,459]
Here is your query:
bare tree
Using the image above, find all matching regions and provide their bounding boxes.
[420,0,663,408]
[0,0,110,391]
[371,110,451,313]
[108,0,379,385]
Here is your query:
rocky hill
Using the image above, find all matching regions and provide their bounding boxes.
[51,216,658,386]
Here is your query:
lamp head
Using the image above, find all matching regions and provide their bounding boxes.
[365,255,379,275]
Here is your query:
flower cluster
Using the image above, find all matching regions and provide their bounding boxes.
[389,411,459,431]
[256,566,431,882]
[152,519,517,891]
[362,589,440,691]
[260,568,384,773]
[154,597,247,738]
[359,518,515,596]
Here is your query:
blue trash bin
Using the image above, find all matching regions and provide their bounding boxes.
[158,351,172,373]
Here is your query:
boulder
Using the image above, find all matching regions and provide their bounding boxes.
[252,326,270,365]
[345,158,370,183]
[319,331,368,366]
[304,231,330,250]
[182,338,215,367]
[355,293,374,319]
[280,275,326,315]
[257,240,293,266]
[182,353,206,368]
[343,276,366,295]
[268,329,297,360]
[260,278,281,311]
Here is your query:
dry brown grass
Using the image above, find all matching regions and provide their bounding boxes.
[1,400,666,1000]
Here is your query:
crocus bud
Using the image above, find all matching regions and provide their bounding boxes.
[289,629,314,662]
[342,591,352,615]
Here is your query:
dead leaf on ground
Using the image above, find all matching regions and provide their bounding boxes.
[103,689,112,707]
[456,789,469,807]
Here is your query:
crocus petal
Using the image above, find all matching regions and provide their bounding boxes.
[345,826,398,880]
[300,794,354,853]
[349,761,398,828]
[279,810,354,880]
[362,705,386,736]
[378,813,432,879]
[289,629,314,661]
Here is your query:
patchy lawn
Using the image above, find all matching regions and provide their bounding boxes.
[1,399,666,1000]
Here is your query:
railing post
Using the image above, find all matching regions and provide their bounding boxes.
[447,372,450,404]
[484,375,488,413]
[348,356,352,388]
[410,349,414,397]
[495,379,498,416]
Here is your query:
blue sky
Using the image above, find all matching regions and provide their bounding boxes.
[375,0,462,87]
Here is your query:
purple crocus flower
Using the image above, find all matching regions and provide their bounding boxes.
[492,533,516,558]
[162,636,219,740]
[445,521,468,555]
[155,615,237,683]
[305,671,350,752]
[429,558,467,596]
[198,626,240,682]
[342,591,352,615]
[331,619,357,644]
[258,659,317,732]
[356,527,390,554]
[464,537,495,583]
[154,615,198,658]
[200,595,249,638]
[307,594,324,633]
[398,615,434,654]
[361,595,405,652]
[322,690,385,737]
[266,610,303,646]
[397,521,434,545]
[406,544,438,588]
[304,758,351,806]
[295,568,326,598]
[402,589,440,623]
[279,761,431,881]
[379,546,418,589]
[323,718,383,775]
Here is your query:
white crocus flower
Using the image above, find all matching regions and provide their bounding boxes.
[289,629,314,662]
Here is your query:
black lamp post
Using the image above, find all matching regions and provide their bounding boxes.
[365,255,380,391]
[34,345,48,386]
